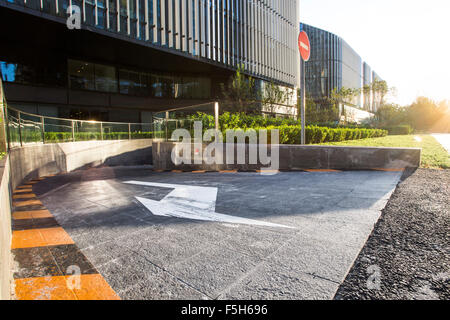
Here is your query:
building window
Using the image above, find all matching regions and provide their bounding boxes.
[129,0,138,38]
[68,59,117,93]
[0,61,34,85]
[181,77,196,99]
[0,62,18,83]
[119,69,150,96]
[198,77,211,99]
[108,0,118,32]
[95,64,118,92]
[120,0,128,34]
[153,74,175,98]
[97,0,107,29]
[1,59,66,88]
[68,60,95,90]
[85,0,96,26]
[66,59,211,98]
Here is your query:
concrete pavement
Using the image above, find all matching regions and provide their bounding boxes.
[432,134,450,154]
[28,167,403,300]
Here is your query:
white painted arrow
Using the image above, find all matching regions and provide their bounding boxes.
[124,181,293,229]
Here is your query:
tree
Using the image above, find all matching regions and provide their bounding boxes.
[371,103,408,127]
[362,84,372,110]
[331,87,360,108]
[301,92,339,124]
[372,80,391,109]
[221,65,258,114]
[436,100,450,132]
[407,97,449,132]
[262,81,288,115]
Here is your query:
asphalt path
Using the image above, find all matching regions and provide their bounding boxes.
[34,167,402,300]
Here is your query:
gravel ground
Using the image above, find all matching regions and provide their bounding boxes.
[335,169,450,300]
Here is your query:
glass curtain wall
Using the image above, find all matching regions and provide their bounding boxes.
[0,0,299,88]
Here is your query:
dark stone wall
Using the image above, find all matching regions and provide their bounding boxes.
[153,142,422,171]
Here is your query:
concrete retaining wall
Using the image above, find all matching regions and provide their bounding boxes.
[153,142,421,171]
[0,139,153,299]
[0,156,12,300]
[8,139,153,190]
[58,139,154,172]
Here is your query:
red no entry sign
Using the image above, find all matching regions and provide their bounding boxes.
[298,31,311,62]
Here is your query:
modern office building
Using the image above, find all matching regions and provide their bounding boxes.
[0,0,300,122]
[363,62,372,111]
[300,23,382,115]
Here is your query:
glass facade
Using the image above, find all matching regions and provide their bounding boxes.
[2,58,211,99]
[300,23,342,99]
[0,59,66,88]
[0,0,299,88]
[117,64,211,99]
[300,23,380,111]
[341,40,362,96]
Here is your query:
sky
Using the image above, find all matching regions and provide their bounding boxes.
[301,0,450,106]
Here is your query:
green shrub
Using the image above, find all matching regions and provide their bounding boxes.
[345,129,355,140]
[383,125,413,135]
[43,131,155,142]
[190,112,299,131]
[223,126,387,145]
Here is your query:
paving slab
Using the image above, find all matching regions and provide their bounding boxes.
[32,167,403,300]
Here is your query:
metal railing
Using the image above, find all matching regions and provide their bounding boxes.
[0,73,219,149]
[4,106,202,149]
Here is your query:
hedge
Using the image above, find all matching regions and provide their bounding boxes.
[189,112,300,131]
[189,112,383,131]
[40,127,386,145]
[382,125,413,135]
[15,132,156,143]
[223,125,387,145]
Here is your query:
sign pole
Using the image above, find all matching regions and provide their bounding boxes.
[298,30,310,145]
[300,58,306,145]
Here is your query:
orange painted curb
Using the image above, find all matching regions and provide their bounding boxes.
[14,189,33,194]
[13,194,36,200]
[12,227,74,249]
[13,199,43,208]
[305,169,342,173]
[12,210,53,220]
[15,276,77,300]
[372,168,405,172]
[15,275,120,300]
[72,274,120,300]
[11,177,121,301]
[255,170,280,174]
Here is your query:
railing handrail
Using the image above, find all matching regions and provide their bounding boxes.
[6,106,159,126]
[6,105,204,127]
[4,104,207,148]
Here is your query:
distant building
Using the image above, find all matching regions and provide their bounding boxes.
[300,23,382,116]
